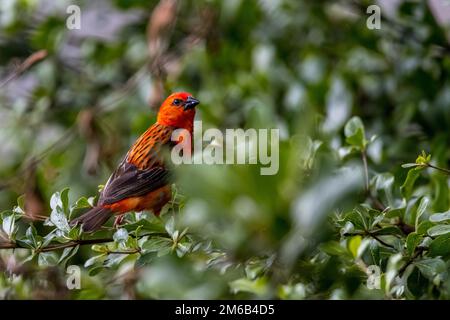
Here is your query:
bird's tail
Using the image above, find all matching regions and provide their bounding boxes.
[70,207,112,232]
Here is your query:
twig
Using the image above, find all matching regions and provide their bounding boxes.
[0,232,169,252]
[427,163,450,176]
[0,50,48,89]
[398,247,424,276]
[37,238,112,252]
[343,231,396,250]
[369,233,396,250]
[107,249,141,255]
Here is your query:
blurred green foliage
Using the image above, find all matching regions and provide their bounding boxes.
[1,0,450,299]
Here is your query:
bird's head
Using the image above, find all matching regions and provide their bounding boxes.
[157,92,199,131]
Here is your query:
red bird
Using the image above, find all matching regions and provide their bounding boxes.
[71,92,199,232]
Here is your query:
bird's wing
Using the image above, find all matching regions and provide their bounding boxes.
[98,163,169,205]
[98,123,174,206]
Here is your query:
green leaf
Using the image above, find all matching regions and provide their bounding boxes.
[427,225,450,237]
[373,172,394,192]
[415,196,429,230]
[50,207,70,233]
[135,251,157,268]
[13,195,26,214]
[372,173,395,206]
[42,230,57,247]
[414,258,446,284]
[2,213,16,239]
[15,239,36,249]
[38,252,58,267]
[88,266,104,276]
[319,241,348,256]
[26,225,37,242]
[401,168,422,199]
[229,277,268,296]
[165,216,175,236]
[71,197,94,213]
[175,242,191,257]
[372,226,403,236]
[401,163,420,168]
[429,210,450,222]
[58,245,79,265]
[122,219,165,234]
[429,234,450,257]
[157,246,172,257]
[23,225,41,248]
[244,259,266,280]
[68,226,82,240]
[344,116,366,149]
[385,253,403,294]
[404,197,419,226]
[104,253,129,268]
[126,236,138,249]
[60,187,70,214]
[347,235,362,258]
[84,254,106,268]
[417,221,434,235]
[345,209,369,231]
[385,207,405,219]
[50,191,62,212]
[171,230,179,242]
[406,232,422,256]
[340,221,355,236]
[142,237,172,253]
[431,174,449,212]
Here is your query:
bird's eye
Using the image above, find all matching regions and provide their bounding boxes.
[173,99,182,106]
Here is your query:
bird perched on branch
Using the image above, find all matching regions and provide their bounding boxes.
[71,92,199,232]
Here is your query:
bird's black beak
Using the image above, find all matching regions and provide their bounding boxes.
[184,96,200,110]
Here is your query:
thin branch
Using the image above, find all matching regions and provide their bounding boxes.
[107,249,141,255]
[0,50,48,89]
[343,231,396,250]
[0,232,169,252]
[427,163,450,176]
[37,238,113,253]
[398,247,424,276]
[369,233,396,250]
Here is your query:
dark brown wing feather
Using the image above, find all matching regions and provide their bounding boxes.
[98,163,169,205]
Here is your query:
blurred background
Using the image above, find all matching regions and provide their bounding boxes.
[1,0,450,299]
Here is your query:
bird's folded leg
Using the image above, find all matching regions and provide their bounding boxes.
[113,214,126,228]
